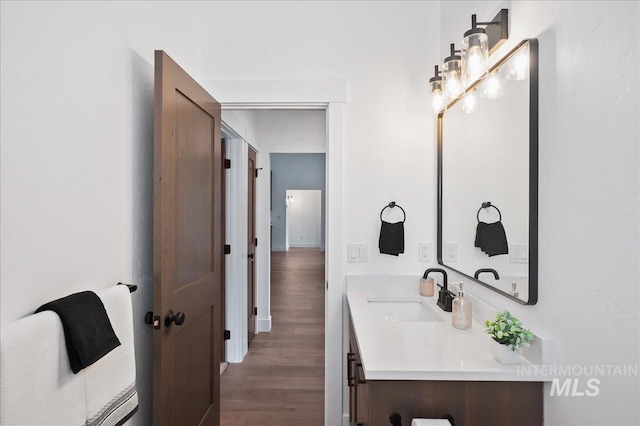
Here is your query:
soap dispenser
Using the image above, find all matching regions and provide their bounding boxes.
[452,282,472,330]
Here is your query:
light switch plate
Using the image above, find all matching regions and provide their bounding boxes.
[509,244,528,264]
[347,243,368,263]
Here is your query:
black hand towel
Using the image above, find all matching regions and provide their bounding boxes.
[474,222,487,249]
[35,291,121,374]
[379,221,405,256]
[476,221,509,257]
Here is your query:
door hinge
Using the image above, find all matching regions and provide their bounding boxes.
[224,330,231,340]
[224,159,231,169]
[254,307,257,315]
[224,244,231,255]
[255,168,258,178]
[254,237,258,246]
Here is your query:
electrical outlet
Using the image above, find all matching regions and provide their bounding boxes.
[418,242,432,262]
[444,243,458,262]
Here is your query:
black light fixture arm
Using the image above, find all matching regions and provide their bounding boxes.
[466,9,509,53]
[475,14,501,27]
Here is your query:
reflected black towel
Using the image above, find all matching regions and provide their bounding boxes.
[475,221,509,257]
[35,291,121,374]
[379,221,405,256]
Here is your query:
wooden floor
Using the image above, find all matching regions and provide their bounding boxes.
[220,248,325,426]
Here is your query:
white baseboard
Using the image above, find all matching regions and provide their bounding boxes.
[342,414,349,426]
[289,243,322,248]
[257,315,272,332]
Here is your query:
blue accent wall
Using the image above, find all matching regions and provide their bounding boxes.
[270,153,326,251]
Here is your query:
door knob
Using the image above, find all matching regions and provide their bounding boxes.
[248,253,254,259]
[165,310,186,326]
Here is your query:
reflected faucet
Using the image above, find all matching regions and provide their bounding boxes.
[474,268,500,280]
[423,268,455,312]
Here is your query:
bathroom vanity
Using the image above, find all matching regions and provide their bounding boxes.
[346,276,547,426]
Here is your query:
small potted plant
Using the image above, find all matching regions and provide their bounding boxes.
[484,310,534,364]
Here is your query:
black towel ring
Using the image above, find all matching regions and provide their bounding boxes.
[476,201,502,223]
[380,201,406,223]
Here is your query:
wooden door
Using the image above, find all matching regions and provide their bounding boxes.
[153,50,222,426]
[247,148,257,343]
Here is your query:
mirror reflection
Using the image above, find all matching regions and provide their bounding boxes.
[438,39,538,304]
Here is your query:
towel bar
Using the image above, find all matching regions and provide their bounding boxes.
[117,282,137,293]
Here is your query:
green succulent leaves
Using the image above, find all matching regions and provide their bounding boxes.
[484,310,534,351]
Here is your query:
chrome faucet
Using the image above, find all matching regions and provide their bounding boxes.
[423,268,455,312]
[474,268,500,280]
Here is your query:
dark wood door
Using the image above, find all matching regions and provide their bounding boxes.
[247,148,257,343]
[153,50,222,426]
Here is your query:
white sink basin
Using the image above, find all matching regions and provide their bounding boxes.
[367,297,444,322]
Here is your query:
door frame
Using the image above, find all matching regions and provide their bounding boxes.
[206,78,346,426]
[246,147,257,344]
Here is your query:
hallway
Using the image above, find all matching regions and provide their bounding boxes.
[220,248,325,425]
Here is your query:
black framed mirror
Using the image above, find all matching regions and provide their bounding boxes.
[437,38,538,305]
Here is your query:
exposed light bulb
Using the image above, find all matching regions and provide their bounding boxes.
[443,44,465,101]
[444,74,464,100]
[462,91,477,114]
[465,46,487,81]
[507,47,530,81]
[429,65,447,114]
[481,73,504,99]
[462,30,489,83]
[432,91,447,114]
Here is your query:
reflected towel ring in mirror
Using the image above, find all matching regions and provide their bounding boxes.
[476,202,502,222]
[380,202,406,223]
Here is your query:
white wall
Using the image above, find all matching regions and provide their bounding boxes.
[287,190,322,248]
[200,2,441,279]
[1,2,440,425]
[6,2,633,425]
[0,2,207,425]
[256,110,326,153]
[440,2,640,425]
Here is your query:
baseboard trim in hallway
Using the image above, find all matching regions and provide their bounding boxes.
[220,248,325,426]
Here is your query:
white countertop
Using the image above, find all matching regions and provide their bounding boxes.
[347,275,551,382]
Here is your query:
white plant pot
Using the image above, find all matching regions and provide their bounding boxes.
[492,342,521,365]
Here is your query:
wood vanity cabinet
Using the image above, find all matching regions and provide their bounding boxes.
[348,317,543,426]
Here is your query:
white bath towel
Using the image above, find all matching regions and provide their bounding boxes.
[85,285,138,426]
[0,310,88,425]
[0,286,138,426]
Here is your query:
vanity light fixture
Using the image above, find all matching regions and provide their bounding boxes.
[428,9,508,113]
[429,65,447,114]
[443,43,465,101]
[461,10,509,82]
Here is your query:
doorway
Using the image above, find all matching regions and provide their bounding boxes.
[220,114,327,424]
[212,88,346,424]
[286,190,322,250]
